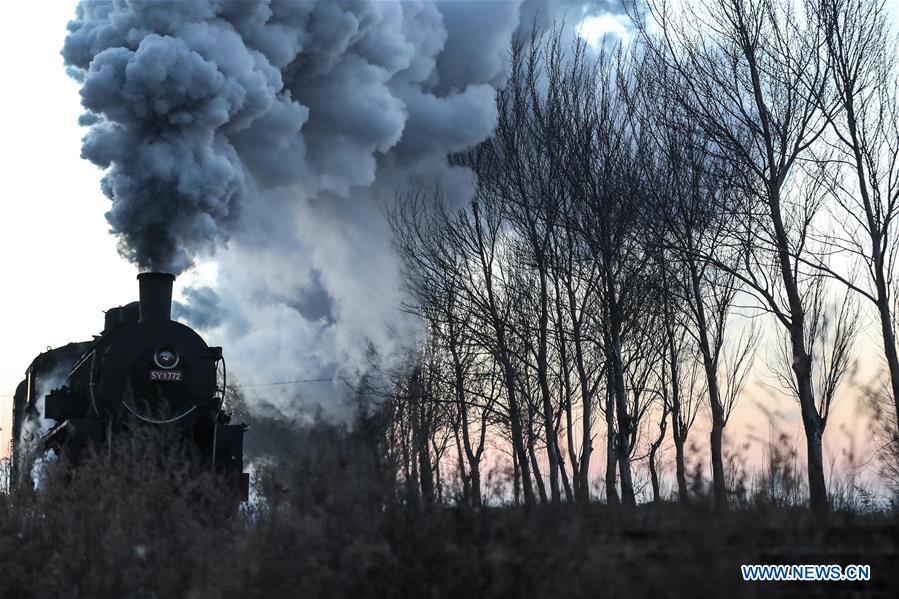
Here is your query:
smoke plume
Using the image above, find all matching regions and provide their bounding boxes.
[63,0,613,421]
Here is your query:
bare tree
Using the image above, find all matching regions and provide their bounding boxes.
[390,191,502,507]
[652,245,704,503]
[644,0,835,510]
[806,0,899,428]
[551,39,661,507]
[539,32,610,505]
[478,35,566,501]
[455,187,538,506]
[640,90,754,508]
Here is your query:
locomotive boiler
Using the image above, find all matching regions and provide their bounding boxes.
[10,273,248,497]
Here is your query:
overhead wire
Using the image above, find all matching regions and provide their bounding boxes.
[240,378,334,388]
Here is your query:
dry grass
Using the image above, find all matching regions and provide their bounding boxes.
[0,418,896,599]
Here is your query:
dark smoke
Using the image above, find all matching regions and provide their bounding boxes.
[63,1,310,272]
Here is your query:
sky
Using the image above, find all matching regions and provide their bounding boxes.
[0,0,897,491]
[0,1,137,455]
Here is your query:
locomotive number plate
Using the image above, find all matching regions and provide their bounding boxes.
[150,370,183,382]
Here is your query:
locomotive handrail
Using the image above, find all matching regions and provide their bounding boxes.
[88,349,101,419]
[120,401,197,425]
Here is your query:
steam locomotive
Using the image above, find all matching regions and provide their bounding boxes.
[10,273,248,497]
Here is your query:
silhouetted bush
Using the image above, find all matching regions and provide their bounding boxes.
[1,416,897,599]
[0,426,244,598]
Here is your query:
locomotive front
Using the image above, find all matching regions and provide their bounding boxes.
[11,273,247,497]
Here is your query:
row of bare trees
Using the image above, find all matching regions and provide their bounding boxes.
[386,0,897,512]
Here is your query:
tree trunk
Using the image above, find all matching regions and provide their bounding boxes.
[417,401,434,505]
[649,410,667,504]
[537,266,562,503]
[527,408,548,504]
[684,256,728,508]
[769,177,829,512]
[566,278,594,503]
[605,382,619,507]
[602,275,637,508]
[803,407,828,511]
[470,462,482,507]
[512,447,520,506]
[609,333,636,507]
[450,340,482,508]
[841,83,899,428]
[408,383,421,506]
[661,267,690,504]
[554,271,583,502]
[792,343,828,512]
[497,350,534,505]
[558,438,574,502]
[454,427,470,505]
[673,424,689,504]
[873,258,899,427]
[709,411,726,509]
[649,444,661,503]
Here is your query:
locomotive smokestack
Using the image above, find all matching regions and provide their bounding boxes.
[137,272,175,322]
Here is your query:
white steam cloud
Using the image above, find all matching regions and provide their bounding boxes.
[63,1,614,421]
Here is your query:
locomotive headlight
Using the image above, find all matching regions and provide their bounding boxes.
[153,346,180,369]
